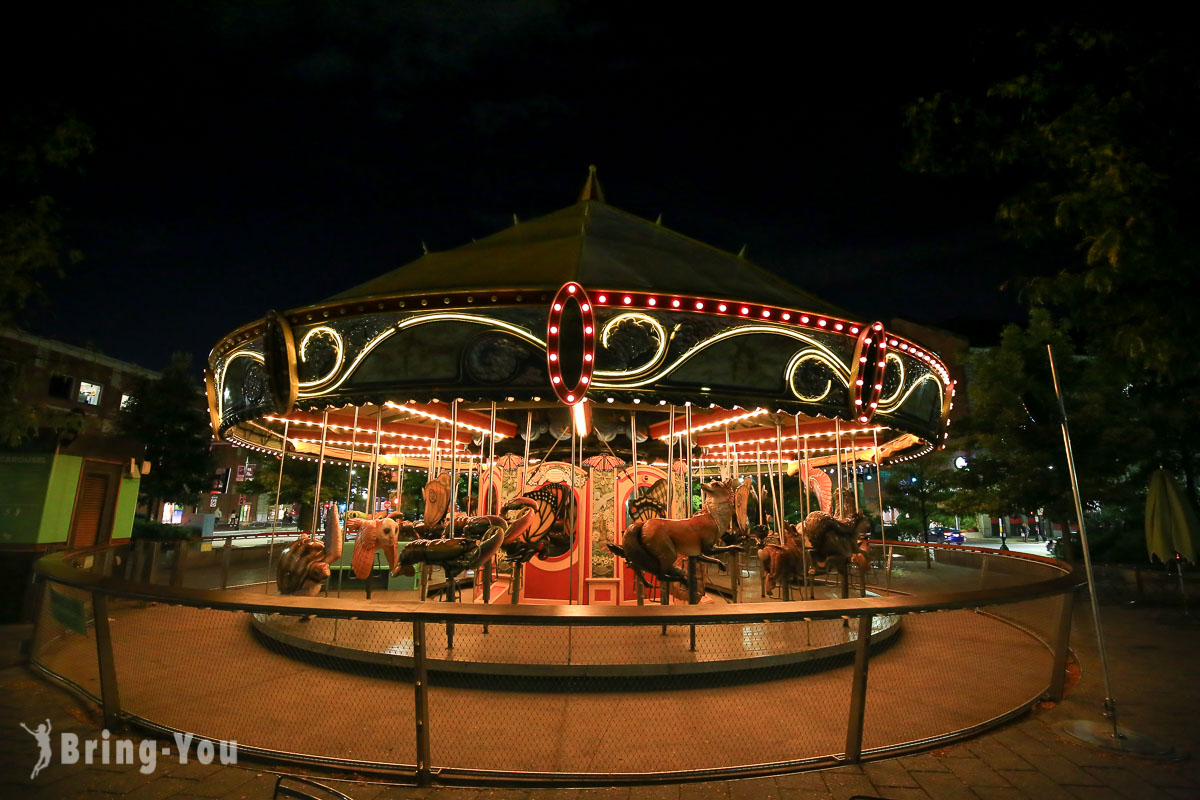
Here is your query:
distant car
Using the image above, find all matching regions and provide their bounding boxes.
[929,525,964,544]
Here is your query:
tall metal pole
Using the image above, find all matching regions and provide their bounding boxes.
[429,421,440,478]
[756,443,764,526]
[684,405,694,510]
[1048,344,1120,737]
[724,424,733,480]
[569,407,577,605]
[488,401,497,514]
[796,416,812,597]
[665,408,673,518]
[522,411,532,491]
[775,422,786,530]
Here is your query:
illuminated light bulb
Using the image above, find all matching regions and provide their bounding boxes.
[672,298,681,307]
[860,356,868,363]
[834,322,844,330]
[584,325,593,334]
[782,312,791,320]
[762,309,771,318]
[567,285,576,294]
[598,295,607,303]
[818,319,827,327]
[873,323,882,331]
[879,342,887,349]
[623,295,632,304]
[849,326,859,334]
[740,306,750,315]
[695,301,704,310]
[552,376,561,384]
[581,303,590,311]
[855,399,863,405]
[874,384,883,390]
[864,337,872,345]
[550,325,559,334]
[566,394,575,402]
[633,398,641,404]
[718,303,727,312]
[870,402,878,408]
[549,353,558,361]
[878,361,886,368]
[800,315,810,323]
[553,303,562,311]
[856,379,864,386]
[890,339,898,346]
[606,397,614,403]
[584,353,593,362]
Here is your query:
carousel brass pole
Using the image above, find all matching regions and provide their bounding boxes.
[796,416,812,599]
[756,442,764,526]
[511,411,532,604]
[430,421,440,478]
[449,400,458,609]
[370,409,382,516]
[632,410,644,607]
[337,408,359,598]
[568,409,575,606]
[685,404,697,647]
[313,410,330,527]
[835,419,844,517]
[775,422,786,528]
[665,408,673,518]
[398,453,404,514]
[849,432,859,512]
[266,419,289,593]
[488,401,498,513]
[873,428,885,532]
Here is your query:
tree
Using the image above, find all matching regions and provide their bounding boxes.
[0,109,93,447]
[907,28,1200,381]
[944,310,1147,558]
[883,456,953,543]
[118,353,214,520]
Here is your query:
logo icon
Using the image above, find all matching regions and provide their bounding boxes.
[20,719,53,779]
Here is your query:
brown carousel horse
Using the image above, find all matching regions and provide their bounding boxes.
[608,477,747,588]
[758,509,872,599]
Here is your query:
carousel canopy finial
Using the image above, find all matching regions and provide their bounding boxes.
[578,164,605,204]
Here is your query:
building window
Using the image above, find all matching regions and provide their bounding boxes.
[48,374,74,399]
[77,381,102,406]
[120,393,135,409]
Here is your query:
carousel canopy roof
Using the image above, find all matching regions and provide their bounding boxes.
[321,196,854,319]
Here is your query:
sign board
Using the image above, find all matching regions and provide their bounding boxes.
[209,494,219,508]
[200,541,213,552]
[236,465,245,482]
[49,588,88,636]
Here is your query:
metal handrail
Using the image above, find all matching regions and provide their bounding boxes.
[34,540,1081,627]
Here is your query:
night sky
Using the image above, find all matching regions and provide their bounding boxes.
[6,4,1032,370]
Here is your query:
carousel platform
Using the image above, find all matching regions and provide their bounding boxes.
[249,583,901,678]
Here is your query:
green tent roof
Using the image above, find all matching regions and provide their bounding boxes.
[322,199,856,318]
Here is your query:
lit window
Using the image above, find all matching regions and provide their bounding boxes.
[77,381,102,406]
[120,393,135,409]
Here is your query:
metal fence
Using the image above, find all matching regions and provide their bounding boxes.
[31,540,1081,785]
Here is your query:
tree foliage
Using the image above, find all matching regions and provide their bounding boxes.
[907,28,1200,381]
[118,353,214,514]
[1,110,93,325]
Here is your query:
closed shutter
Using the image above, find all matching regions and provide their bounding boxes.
[70,474,110,547]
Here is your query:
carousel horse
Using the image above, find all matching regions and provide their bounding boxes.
[276,506,342,596]
[758,509,872,599]
[607,477,746,588]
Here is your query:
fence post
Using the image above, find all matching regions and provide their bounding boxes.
[92,592,122,730]
[978,555,991,590]
[170,541,189,587]
[1047,590,1075,702]
[844,613,874,761]
[220,537,233,590]
[413,620,432,786]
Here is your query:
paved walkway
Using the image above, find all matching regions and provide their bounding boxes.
[2,594,1198,798]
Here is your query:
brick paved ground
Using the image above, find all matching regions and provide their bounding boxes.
[2,599,1198,799]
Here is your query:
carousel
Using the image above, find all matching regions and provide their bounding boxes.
[207,168,954,617]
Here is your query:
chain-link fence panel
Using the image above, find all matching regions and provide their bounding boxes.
[106,603,418,769]
[859,602,1056,754]
[31,582,100,702]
